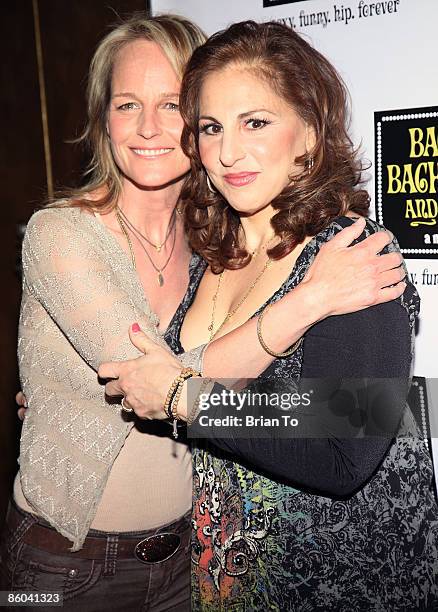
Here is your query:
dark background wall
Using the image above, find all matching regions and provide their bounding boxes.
[1,0,149,525]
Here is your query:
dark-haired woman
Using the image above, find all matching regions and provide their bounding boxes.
[102,20,438,611]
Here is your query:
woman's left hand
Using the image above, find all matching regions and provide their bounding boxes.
[98,324,184,419]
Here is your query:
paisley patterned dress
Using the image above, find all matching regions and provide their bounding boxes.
[165,218,438,611]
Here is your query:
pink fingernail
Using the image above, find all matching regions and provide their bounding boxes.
[131,323,141,333]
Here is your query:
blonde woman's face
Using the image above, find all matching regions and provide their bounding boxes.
[107,40,190,189]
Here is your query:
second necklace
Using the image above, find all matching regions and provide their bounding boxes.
[208,256,273,341]
[117,206,176,253]
[115,210,176,287]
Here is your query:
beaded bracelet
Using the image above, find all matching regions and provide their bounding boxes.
[164,367,198,417]
[257,303,303,358]
[164,367,201,438]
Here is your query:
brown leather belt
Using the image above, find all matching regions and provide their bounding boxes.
[6,500,190,563]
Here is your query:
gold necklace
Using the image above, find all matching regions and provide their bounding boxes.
[115,210,176,287]
[117,206,176,252]
[208,256,273,341]
[116,210,136,267]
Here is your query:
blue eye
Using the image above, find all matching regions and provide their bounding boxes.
[199,123,222,135]
[163,102,180,111]
[117,102,139,111]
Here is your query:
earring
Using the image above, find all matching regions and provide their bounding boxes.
[306,156,314,175]
[206,174,216,194]
[304,123,315,176]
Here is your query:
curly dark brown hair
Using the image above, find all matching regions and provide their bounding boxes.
[179,20,369,273]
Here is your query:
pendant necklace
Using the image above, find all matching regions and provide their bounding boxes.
[115,209,176,287]
[117,206,176,253]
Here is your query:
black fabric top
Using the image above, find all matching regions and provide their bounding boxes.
[190,300,411,496]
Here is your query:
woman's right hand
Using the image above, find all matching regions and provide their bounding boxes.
[16,391,27,421]
[301,217,406,321]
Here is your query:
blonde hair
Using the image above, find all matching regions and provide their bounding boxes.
[56,13,206,211]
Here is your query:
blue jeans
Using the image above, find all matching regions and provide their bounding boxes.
[0,500,191,611]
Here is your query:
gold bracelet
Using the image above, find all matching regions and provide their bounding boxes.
[257,303,303,358]
[164,367,201,438]
[170,380,186,421]
[164,381,178,418]
[163,367,199,418]
[171,371,202,420]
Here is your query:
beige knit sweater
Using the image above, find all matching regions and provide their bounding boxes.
[17,206,201,551]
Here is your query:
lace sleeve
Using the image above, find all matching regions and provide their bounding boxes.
[22,208,169,370]
[179,344,208,373]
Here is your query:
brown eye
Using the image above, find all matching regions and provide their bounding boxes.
[245,118,271,130]
[199,123,222,135]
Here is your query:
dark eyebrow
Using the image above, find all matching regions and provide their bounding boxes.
[198,115,218,123]
[198,109,278,122]
[238,108,278,119]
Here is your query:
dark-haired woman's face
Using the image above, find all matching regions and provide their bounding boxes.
[198,64,314,217]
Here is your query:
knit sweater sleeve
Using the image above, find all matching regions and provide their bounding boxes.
[21,207,170,371]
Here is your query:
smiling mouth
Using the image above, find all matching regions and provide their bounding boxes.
[132,148,173,157]
[223,172,259,187]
